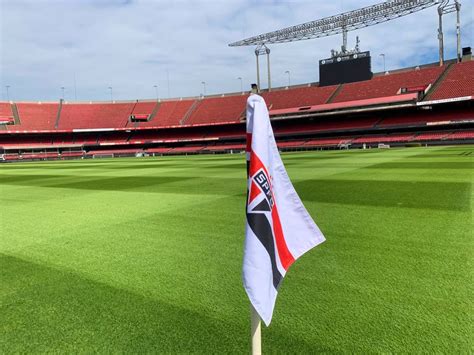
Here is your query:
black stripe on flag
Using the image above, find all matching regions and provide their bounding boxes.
[246,211,283,289]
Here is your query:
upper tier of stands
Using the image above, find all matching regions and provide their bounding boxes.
[331,66,445,103]
[10,103,58,130]
[0,102,13,118]
[127,101,157,127]
[143,100,195,127]
[262,85,337,109]
[186,95,248,125]
[58,102,135,129]
[1,61,472,131]
[429,61,474,100]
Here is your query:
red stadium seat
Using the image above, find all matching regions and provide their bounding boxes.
[9,103,59,130]
[58,102,135,129]
[262,85,337,109]
[428,61,474,100]
[332,66,444,103]
[186,95,248,125]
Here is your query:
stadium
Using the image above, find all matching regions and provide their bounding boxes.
[1,0,472,353]
[0,57,473,159]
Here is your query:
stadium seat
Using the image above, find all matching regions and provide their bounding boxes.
[0,102,14,122]
[413,132,451,141]
[9,102,59,130]
[186,95,248,125]
[378,109,474,127]
[131,100,196,127]
[58,102,135,129]
[1,61,472,160]
[445,130,474,140]
[262,85,338,109]
[332,66,444,103]
[428,61,474,100]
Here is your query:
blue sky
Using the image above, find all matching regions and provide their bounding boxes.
[0,0,472,101]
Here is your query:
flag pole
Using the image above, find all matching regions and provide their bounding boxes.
[251,305,262,355]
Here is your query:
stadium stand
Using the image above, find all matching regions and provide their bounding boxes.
[61,151,84,158]
[58,102,135,129]
[3,153,19,160]
[428,61,474,100]
[128,101,157,127]
[0,135,53,148]
[203,143,245,151]
[269,92,419,118]
[9,102,58,130]
[131,101,157,116]
[331,66,445,103]
[377,108,474,127]
[186,95,247,125]
[52,134,74,145]
[129,129,206,142]
[86,148,143,157]
[351,133,415,143]
[1,60,473,161]
[448,130,474,140]
[170,146,205,153]
[413,132,451,141]
[142,99,196,127]
[0,102,13,120]
[261,85,338,109]
[147,147,172,154]
[305,138,351,146]
[277,140,308,148]
[74,135,99,145]
[97,131,131,145]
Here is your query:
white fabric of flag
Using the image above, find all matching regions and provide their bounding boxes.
[243,94,325,326]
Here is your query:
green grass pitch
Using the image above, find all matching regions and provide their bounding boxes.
[1,146,472,353]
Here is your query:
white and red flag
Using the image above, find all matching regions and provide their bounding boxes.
[244,94,325,326]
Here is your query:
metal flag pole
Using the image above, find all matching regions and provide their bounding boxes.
[251,305,262,355]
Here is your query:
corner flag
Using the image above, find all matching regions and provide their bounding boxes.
[243,94,325,326]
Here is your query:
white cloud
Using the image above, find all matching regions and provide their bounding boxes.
[0,0,472,101]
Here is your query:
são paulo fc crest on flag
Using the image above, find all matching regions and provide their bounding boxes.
[243,94,325,326]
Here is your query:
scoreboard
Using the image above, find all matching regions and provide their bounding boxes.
[319,51,372,86]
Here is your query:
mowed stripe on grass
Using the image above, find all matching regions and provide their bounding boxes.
[1,146,472,353]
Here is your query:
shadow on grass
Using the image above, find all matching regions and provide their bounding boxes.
[0,253,327,353]
[0,174,246,195]
[0,174,190,191]
[366,162,472,169]
[294,179,471,211]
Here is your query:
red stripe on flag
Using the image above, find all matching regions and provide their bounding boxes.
[249,150,295,270]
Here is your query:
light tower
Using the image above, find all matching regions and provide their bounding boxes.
[255,44,271,91]
[237,77,243,93]
[379,54,386,72]
[438,0,462,65]
[285,70,291,87]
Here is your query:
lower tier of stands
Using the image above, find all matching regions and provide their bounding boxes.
[1,98,472,162]
[2,129,473,161]
[1,103,471,149]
